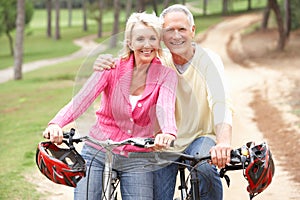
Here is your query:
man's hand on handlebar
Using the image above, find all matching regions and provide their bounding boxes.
[210,143,232,169]
[43,124,63,145]
[93,54,116,71]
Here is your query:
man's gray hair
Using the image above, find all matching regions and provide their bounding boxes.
[159,4,195,27]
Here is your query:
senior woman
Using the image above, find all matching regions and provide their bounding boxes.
[42,12,178,200]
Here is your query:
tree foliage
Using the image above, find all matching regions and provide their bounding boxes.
[290,0,300,30]
[0,0,34,55]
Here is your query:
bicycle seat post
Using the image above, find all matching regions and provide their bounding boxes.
[178,161,188,199]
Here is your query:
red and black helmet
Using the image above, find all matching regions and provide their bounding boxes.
[36,141,86,187]
[244,142,275,199]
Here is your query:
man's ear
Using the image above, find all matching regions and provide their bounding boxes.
[191,25,196,38]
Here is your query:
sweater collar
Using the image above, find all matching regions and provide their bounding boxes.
[119,54,162,101]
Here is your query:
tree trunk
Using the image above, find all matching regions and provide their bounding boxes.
[269,0,286,50]
[67,0,72,27]
[97,0,104,38]
[6,30,14,56]
[261,0,271,30]
[163,0,171,9]
[136,0,145,12]
[110,0,120,48]
[284,0,291,38]
[125,0,132,20]
[46,0,52,37]
[222,0,229,16]
[82,0,88,31]
[203,0,208,16]
[152,0,158,15]
[247,0,252,10]
[54,0,60,40]
[14,0,25,80]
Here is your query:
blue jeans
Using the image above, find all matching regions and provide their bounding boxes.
[154,137,223,200]
[74,144,154,200]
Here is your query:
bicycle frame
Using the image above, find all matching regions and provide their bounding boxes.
[176,160,200,200]
[63,129,155,200]
[129,149,249,200]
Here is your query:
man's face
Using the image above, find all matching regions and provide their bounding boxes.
[162,11,195,59]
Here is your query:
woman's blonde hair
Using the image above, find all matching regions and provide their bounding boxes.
[120,12,162,59]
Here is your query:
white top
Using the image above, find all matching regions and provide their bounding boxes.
[129,95,142,111]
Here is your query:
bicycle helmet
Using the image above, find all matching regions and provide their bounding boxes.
[244,142,275,199]
[36,141,86,187]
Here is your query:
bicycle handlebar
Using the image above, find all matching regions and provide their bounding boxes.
[63,128,250,172]
[61,128,254,191]
[62,128,157,150]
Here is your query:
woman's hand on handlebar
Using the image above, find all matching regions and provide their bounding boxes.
[43,124,63,144]
[154,133,175,149]
[93,54,116,71]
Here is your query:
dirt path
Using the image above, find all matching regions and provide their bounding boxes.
[203,13,300,199]
[24,13,300,199]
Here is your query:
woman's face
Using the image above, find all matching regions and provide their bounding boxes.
[129,22,160,66]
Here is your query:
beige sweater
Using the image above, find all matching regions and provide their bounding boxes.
[160,44,233,152]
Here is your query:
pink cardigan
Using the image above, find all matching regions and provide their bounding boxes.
[49,55,178,154]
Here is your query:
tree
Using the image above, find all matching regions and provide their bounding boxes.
[46,0,52,37]
[67,0,72,27]
[284,0,291,38]
[54,0,60,40]
[247,0,252,11]
[97,0,104,37]
[203,0,208,16]
[290,0,300,30]
[163,0,171,9]
[152,0,158,15]
[136,0,145,12]
[261,0,271,30]
[0,0,33,56]
[269,0,286,50]
[222,0,229,15]
[125,0,132,20]
[110,0,120,48]
[14,0,25,80]
[82,0,88,31]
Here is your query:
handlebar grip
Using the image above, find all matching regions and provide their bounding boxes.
[63,132,70,138]
[145,138,175,147]
[230,149,242,164]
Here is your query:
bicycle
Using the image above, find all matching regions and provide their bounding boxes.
[37,128,274,200]
[128,144,252,200]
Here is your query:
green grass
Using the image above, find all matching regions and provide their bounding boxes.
[0,59,80,199]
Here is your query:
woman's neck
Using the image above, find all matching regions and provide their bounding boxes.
[134,62,150,74]
[130,62,150,95]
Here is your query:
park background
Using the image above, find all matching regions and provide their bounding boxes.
[0,0,300,199]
